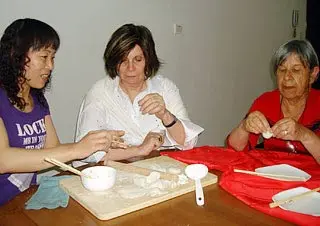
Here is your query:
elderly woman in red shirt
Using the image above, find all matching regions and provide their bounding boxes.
[227,39,320,164]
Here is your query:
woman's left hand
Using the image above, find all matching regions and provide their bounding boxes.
[138,93,167,120]
[271,117,305,141]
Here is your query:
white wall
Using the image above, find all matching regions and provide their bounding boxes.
[0,0,306,146]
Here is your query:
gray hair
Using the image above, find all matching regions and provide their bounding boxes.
[271,39,319,75]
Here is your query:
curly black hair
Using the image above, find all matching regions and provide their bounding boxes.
[0,18,60,110]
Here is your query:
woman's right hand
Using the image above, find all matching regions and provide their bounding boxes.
[75,130,125,159]
[138,132,164,156]
[242,111,270,134]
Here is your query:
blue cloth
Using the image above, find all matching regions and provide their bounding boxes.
[25,176,70,210]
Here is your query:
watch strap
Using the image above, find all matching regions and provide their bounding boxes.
[163,114,178,128]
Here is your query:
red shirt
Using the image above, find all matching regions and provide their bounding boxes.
[228,89,320,154]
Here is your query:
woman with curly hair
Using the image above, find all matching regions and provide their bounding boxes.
[0,18,124,205]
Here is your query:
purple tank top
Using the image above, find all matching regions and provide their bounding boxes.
[0,88,50,205]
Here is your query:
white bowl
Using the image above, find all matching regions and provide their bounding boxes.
[81,166,116,192]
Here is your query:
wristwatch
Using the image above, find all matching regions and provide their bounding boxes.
[163,114,178,128]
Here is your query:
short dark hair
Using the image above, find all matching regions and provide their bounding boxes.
[272,39,319,75]
[0,18,60,110]
[103,24,161,79]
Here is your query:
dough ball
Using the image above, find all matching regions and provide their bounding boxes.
[262,131,273,139]
[146,172,161,184]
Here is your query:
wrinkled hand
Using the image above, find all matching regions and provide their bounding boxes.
[76,130,125,159]
[110,136,128,149]
[271,118,304,141]
[138,132,164,156]
[138,93,167,120]
[243,111,270,134]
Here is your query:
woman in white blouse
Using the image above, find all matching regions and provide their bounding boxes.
[75,24,203,163]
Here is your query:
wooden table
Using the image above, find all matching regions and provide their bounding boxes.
[0,151,294,226]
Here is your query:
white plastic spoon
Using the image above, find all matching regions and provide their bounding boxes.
[185,164,208,206]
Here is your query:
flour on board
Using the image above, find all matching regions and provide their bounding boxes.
[115,163,188,199]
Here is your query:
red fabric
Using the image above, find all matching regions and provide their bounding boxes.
[227,89,320,153]
[161,146,320,225]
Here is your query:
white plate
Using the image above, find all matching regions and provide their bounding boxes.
[272,187,320,216]
[255,164,311,181]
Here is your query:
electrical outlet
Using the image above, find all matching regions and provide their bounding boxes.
[173,24,183,35]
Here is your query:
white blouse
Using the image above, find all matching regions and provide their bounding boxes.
[75,75,204,163]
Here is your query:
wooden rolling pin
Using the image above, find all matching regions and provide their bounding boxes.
[106,160,179,182]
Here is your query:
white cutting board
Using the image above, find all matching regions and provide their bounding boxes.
[60,156,217,220]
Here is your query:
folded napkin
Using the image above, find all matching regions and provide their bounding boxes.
[25,175,70,210]
[161,146,320,226]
